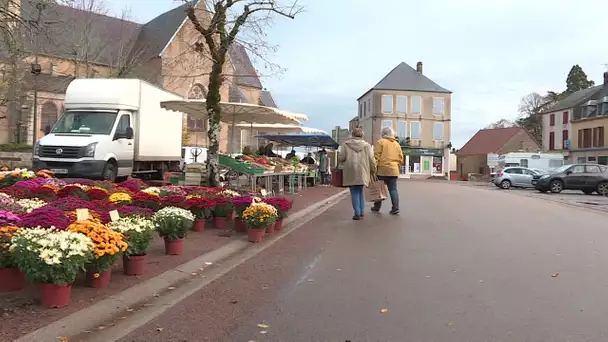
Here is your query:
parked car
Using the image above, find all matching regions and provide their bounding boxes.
[532,163,608,195]
[494,167,542,189]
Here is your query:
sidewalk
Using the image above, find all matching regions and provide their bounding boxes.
[1,185,346,342]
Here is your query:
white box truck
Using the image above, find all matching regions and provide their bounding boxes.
[33,79,184,181]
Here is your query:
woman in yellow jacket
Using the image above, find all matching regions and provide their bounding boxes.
[372,126,404,215]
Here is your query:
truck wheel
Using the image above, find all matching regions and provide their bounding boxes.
[102,161,117,182]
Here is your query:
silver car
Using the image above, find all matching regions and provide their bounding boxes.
[493,167,542,189]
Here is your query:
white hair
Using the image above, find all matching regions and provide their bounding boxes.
[381,126,395,138]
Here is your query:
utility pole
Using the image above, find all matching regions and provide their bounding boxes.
[30,1,45,147]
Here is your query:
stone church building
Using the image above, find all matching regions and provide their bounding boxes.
[0,0,278,151]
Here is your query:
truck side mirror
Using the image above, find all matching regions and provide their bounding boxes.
[126,127,134,139]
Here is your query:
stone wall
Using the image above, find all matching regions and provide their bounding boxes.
[0,152,32,169]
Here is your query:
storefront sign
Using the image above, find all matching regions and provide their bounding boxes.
[402,148,444,157]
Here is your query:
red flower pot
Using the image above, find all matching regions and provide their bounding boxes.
[265,222,275,234]
[192,219,206,232]
[164,238,183,255]
[86,270,112,288]
[123,255,146,276]
[274,219,284,231]
[227,210,234,222]
[234,218,247,233]
[247,227,265,243]
[213,216,229,229]
[39,283,72,308]
[0,268,25,292]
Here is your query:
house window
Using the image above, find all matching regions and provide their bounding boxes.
[433,122,444,140]
[583,105,597,118]
[397,120,407,141]
[432,98,444,115]
[382,95,393,113]
[549,114,555,126]
[581,128,592,148]
[411,96,421,114]
[396,96,407,113]
[549,132,555,150]
[599,156,608,165]
[520,159,529,168]
[562,111,568,125]
[594,126,605,147]
[410,121,421,139]
[363,101,367,117]
[562,130,569,148]
[368,99,371,115]
[359,104,362,118]
[382,120,393,130]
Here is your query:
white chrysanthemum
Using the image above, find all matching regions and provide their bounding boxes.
[142,187,161,195]
[16,198,47,212]
[154,206,195,221]
[109,217,155,234]
[220,189,240,198]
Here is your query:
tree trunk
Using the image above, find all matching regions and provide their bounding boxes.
[206,61,225,187]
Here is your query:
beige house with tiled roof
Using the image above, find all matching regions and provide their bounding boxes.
[0,0,277,152]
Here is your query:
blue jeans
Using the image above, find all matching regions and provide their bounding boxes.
[349,185,365,216]
[373,176,399,211]
[319,171,329,185]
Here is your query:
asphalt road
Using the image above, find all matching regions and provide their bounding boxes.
[120,181,608,342]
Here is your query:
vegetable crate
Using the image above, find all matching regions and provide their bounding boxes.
[219,155,264,175]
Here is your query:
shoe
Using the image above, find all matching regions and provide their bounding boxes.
[371,207,380,212]
[360,213,365,218]
[389,209,399,215]
[352,215,361,220]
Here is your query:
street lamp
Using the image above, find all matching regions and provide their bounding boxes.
[29,1,48,147]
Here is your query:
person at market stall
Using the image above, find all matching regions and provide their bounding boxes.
[285,149,297,160]
[372,126,403,215]
[262,143,279,157]
[339,127,376,220]
[301,152,316,165]
[318,149,329,185]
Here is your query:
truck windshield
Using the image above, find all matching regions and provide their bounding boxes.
[52,111,118,134]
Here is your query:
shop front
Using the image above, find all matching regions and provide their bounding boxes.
[570,148,608,165]
[402,148,446,176]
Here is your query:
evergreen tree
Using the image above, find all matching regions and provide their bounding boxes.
[565,64,595,93]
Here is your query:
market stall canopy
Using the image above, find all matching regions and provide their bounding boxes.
[235,123,326,134]
[160,99,305,125]
[256,133,339,149]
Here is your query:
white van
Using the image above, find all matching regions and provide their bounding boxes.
[33,79,184,181]
[497,152,564,171]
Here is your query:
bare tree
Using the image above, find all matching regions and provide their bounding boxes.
[184,0,302,186]
[485,118,517,129]
[516,92,555,143]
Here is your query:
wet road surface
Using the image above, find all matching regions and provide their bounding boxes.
[121,181,608,341]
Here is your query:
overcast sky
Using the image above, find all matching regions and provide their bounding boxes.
[107,0,608,148]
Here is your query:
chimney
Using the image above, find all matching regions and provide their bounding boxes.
[604,72,608,86]
[416,61,423,74]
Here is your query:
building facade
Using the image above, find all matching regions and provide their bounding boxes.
[0,0,277,152]
[356,62,452,176]
[541,72,608,164]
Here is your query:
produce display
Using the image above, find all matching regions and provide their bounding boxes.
[226,154,309,174]
[0,168,294,307]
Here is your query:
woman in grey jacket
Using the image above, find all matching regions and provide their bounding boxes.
[339,128,376,220]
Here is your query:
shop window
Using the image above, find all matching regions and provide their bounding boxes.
[588,156,597,162]
[409,155,421,173]
[432,156,442,173]
[598,156,608,165]
[520,159,529,167]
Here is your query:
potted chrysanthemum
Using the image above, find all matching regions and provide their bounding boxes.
[10,228,94,308]
[0,226,25,292]
[154,206,194,255]
[241,202,278,243]
[108,217,155,276]
[212,197,234,229]
[68,220,128,288]
[184,196,214,232]
[263,197,292,231]
[232,196,254,233]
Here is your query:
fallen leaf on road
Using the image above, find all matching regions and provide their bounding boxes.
[479,280,484,283]
[260,331,267,334]
[156,327,164,332]
[261,285,269,290]
[120,316,127,319]
[307,279,314,282]
[97,326,105,330]
[168,286,176,290]
[447,322,453,327]
[143,303,151,307]
[84,330,92,334]
[425,276,430,278]
[205,261,213,265]
[551,273,559,278]
[126,308,133,312]
[336,268,341,271]
[57,337,68,342]
[200,275,207,279]
[190,272,198,276]
[230,300,238,304]
[153,293,160,297]
[199,268,205,271]
[257,324,269,329]
[380,308,388,313]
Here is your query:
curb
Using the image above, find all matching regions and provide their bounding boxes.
[16,189,349,342]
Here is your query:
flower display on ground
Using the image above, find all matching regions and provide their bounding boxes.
[220,189,240,198]
[68,220,128,273]
[154,206,195,241]
[109,192,132,206]
[242,202,278,229]
[117,206,154,218]
[263,197,293,219]
[160,194,187,208]
[57,185,88,199]
[118,178,147,193]
[0,210,21,226]
[92,180,114,191]
[159,185,186,197]
[0,226,20,268]
[85,187,109,200]
[64,210,104,224]
[16,198,46,212]
[18,206,71,230]
[108,217,155,256]
[49,196,94,211]
[142,186,161,195]
[212,197,234,217]
[184,196,214,220]
[10,228,94,284]
[27,186,57,201]
[132,192,161,210]
[232,196,253,217]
